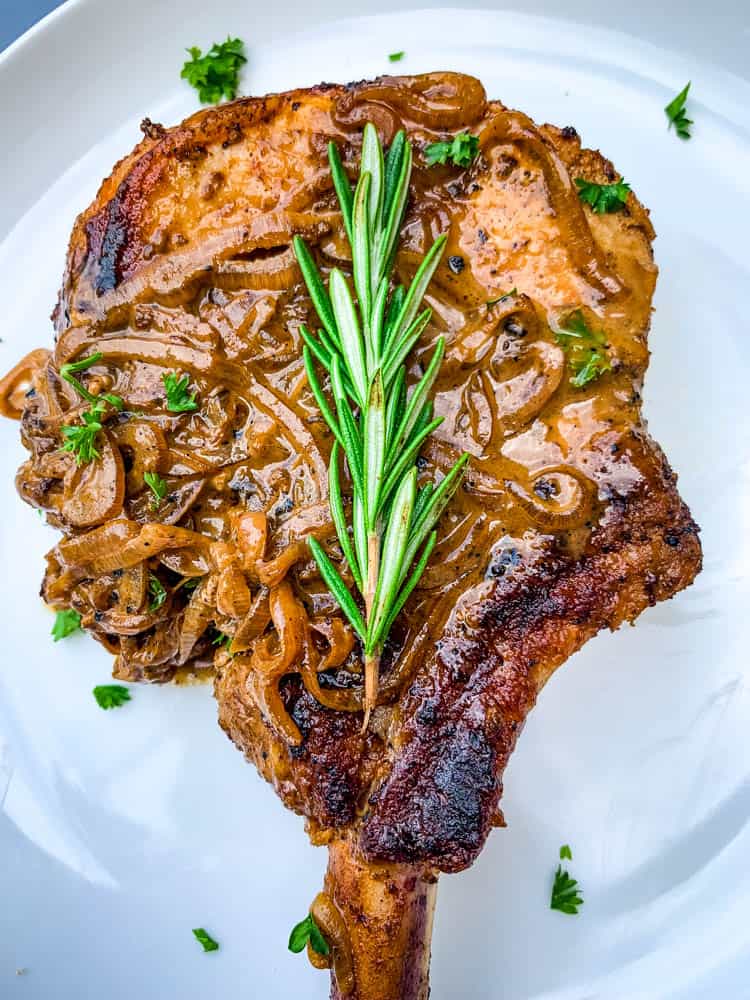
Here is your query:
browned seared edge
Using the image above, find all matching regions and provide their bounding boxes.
[0,72,702,999]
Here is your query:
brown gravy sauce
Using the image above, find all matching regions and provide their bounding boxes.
[0,73,649,744]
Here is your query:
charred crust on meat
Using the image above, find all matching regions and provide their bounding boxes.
[88,193,130,295]
[140,118,167,140]
[222,123,243,148]
[360,724,499,872]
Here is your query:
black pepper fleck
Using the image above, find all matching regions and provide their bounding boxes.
[448,255,465,274]
[486,547,522,579]
[533,479,557,500]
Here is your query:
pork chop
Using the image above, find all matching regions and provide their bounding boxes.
[0,72,701,999]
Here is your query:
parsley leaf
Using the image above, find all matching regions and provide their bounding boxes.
[211,630,232,649]
[575,177,631,214]
[665,82,693,140]
[148,574,168,612]
[163,372,198,413]
[51,609,82,641]
[487,287,517,307]
[181,37,246,105]
[555,310,611,388]
[61,400,107,464]
[144,470,168,508]
[92,684,132,710]
[551,860,583,914]
[424,132,479,168]
[192,928,220,952]
[60,352,123,410]
[570,351,610,388]
[559,844,573,861]
[288,913,330,956]
[388,51,405,62]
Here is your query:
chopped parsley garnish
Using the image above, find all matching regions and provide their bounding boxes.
[181,37,246,104]
[92,684,132,710]
[61,397,115,464]
[388,51,405,62]
[288,913,330,956]
[60,352,123,409]
[211,630,232,648]
[144,470,168,507]
[575,177,631,214]
[550,846,583,914]
[148,574,167,612]
[665,82,692,140]
[51,609,82,641]
[487,287,517,307]
[192,928,220,952]
[182,577,201,591]
[163,372,198,413]
[555,310,611,388]
[424,132,479,168]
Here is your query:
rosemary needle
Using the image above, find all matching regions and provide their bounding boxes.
[294,123,469,728]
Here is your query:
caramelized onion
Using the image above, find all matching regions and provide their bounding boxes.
[86,609,162,635]
[336,72,486,131]
[251,582,306,676]
[116,523,210,568]
[111,421,168,494]
[113,563,148,613]
[231,587,271,654]
[249,581,307,744]
[314,618,355,671]
[490,341,566,431]
[477,112,621,297]
[130,478,204,526]
[234,511,268,570]
[178,581,216,664]
[0,349,50,419]
[61,431,126,527]
[56,519,140,569]
[66,337,244,390]
[212,541,252,617]
[222,211,330,254]
[309,891,355,996]
[115,617,183,678]
[158,548,211,577]
[505,465,595,529]
[214,246,301,292]
[256,541,309,587]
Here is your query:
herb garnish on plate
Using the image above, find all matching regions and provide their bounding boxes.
[665,82,693,140]
[181,38,246,104]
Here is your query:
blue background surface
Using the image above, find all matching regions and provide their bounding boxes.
[0,0,62,52]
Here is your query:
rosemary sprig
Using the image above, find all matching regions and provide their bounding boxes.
[294,123,469,727]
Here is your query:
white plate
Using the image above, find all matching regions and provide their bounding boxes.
[1,3,749,998]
